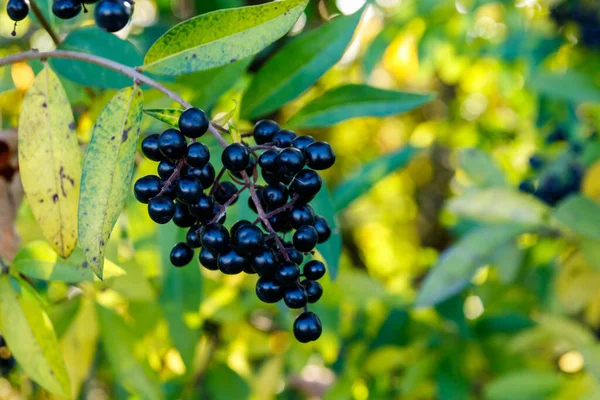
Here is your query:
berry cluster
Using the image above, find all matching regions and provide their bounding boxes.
[134,111,336,343]
[550,1,600,49]
[0,336,15,377]
[51,0,134,32]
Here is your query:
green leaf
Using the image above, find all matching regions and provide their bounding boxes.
[489,241,523,284]
[12,240,125,282]
[485,371,562,400]
[98,306,162,400]
[333,146,419,210]
[241,10,363,118]
[287,84,435,128]
[362,24,401,76]
[18,66,81,258]
[79,87,144,279]
[528,69,600,104]
[144,108,183,128]
[416,224,531,307]
[50,27,143,89]
[158,223,202,370]
[447,188,550,226]
[206,364,250,400]
[553,195,600,240]
[311,186,342,280]
[0,276,71,397]
[460,148,506,188]
[142,0,309,76]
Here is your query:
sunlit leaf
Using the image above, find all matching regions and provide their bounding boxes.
[142,0,308,76]
[529,69,600,104]
[489,241,523,284]
[18,66,81,258]
[287,85,435,128]
[241,9,363,118]
[460,148,506,188]
[553,195,600,240]
[0,275,71,397]
[144,108,183,128]
[79,86,144,279]
[485,371,562,400]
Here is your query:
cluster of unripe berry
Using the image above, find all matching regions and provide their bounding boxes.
[0,336,15,377]
[5,0,133,36]
[134,109,336,343]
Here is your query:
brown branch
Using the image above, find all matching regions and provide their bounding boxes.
[28,0,60,46]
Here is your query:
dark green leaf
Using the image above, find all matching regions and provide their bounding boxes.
[460,148,506,188]
[205,364,250,400]
[528,69,600,104]
[362,24,401,76]
[485,371,562,400]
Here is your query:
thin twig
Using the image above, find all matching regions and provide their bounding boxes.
[208,167,227,196]
[28,0,60,46]
[209,184,248,224]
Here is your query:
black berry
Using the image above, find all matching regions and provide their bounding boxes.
[252,249,278,276]
[185,163,216,188]
[200,223,230,254]
[199,248,218,270]
[313,216,331,243]
[273,130,297,148]
[304,141,335,170]
[176,177,202,205]
[262,183,289,209]
[232,224,264,255]
[276,261,300,285]
[258,149,279,172]
[185,142,210,168]
[222,143,250,171]
[230,219,252,238]
[94,0,133,32]
[290,169,322,198]
[141,134,163,161]
[159,129,187,160]
[293,312,322,343]
[292,135,315,151]
[253,120,280,145]
[303,260,326,280]
[7,0,28,21]
[218,248,249,274]
[213,182,238,205]
[284,284,307,308]
[157,159,177,180]
[134,175,161,203]
[276,147,305,176]
[148,196,175,224]
[293,225,318,252]
[186,225,203,248]
[301,280,323,303]
[289,204,315,229]
[173,202,196,228]
[256,277,284,303]
[170,242,194,267]
[189,193,214,219]
[179,108,209,138]
[52,0,81,19]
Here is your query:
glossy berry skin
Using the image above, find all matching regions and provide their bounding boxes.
[272,130,297,148]
[178,108,209,138]
[252,249,278,276]
[148,196,175,224]
[213,182,238,205]
[222,143,250,171]
[170,242,194,267]
[186,225,203,248]
[263,213,290,232]
[313,216,331,243]
[199,248,218,270]
[293,225,318,252]
[160,180,177,200]
[262,183,289,209]
[133,175,161,204]
[141,134,163,161]
[7,0,29,22]
[302,280,323,303]
[185,142,210,168]
[293,312,322,343]
[233,225,264,255]
[287,248,304,265]
[157,159,177,180]
[94,0,133,32]
[292,135,315,151]
[304,141,335,170]
[52,0,81,19]
[276,261,300,285]
[258,149,279,172]
[185,163,215,188]
[230,219,252,238]
[173,202,196,228]
[253,120,280,144]
[284,284,307,308]
[289,204,315,229]
[290,170,322,198]
[231,155,256,180]
[303,260,326,280]
[218,248,249,275]
[189,193,214,219]
[256,277,284,303]
[200,223,230,254]
[159,129,187,160]
[176,177,202,205]
[276,147,305,176]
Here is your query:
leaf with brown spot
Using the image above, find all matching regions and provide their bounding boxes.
[18,66,81,258]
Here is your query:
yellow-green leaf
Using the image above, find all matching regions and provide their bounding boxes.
[0,275,71,397]
[12,240,125,282]
[141,0,308,76]
[78,86,143,279]
[144,108,183,128]
[18,66,81,258]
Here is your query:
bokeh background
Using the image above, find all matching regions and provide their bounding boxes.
[2,0,600,398]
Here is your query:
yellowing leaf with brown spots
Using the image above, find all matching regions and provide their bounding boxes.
[18,66,81,258]
[78,86,143,279]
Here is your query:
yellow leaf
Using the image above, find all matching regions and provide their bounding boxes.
[18,66,81,258]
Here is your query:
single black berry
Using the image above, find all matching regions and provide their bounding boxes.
[289,204,315,229]
[301,280,323,303]
[258,149,279,172]
[186,225,203,248]
[287,248,304,265]
[304,141,335,170]
[213,182,238,205]
[253,120,280,145]
[133,175,161,203]
[157,159,177,180]
[276,147,305,176]
[200,223,230,254]
[276,261,300,285]
[199,248,218,270]
[252,248,278,276]
[176,177,202,205]
[179,108,209,138]
[293,225,318,252]
[263,213,290,232]
[173,202,196,228]
[184,163,216,188]
[170,242,194,267]
[256,277,284,303]
[7,0,28,21]
[231,154,256,180]
[159,129,187,160]
[94,0,133,32]
[185,142,210,168]
[293,312,322,343]
[232,224,264,255]
[292,135,315,151]
[262,183,289,210]
[148,196,175,224]
[222,143,250,171]
[284,284,307,308]
[52,0,81,19]
[189,193,214,219]
[303,260,326,280]
[290,169,322,198]
[313,216,331,243]
[230,219,252,238]
[218,247,249,275]
[141,134,163,161]
[272,130,297,148]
